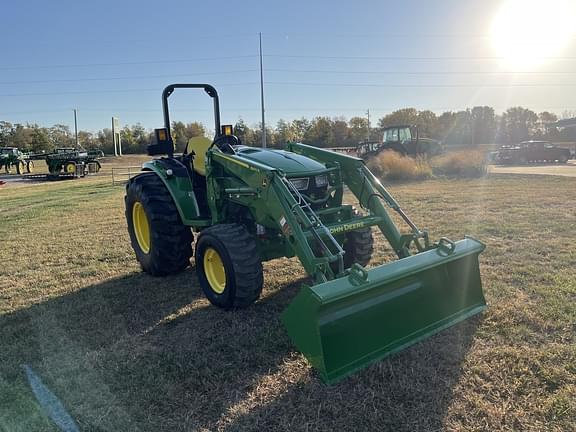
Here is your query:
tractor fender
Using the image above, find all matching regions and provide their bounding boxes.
[139,159,201,224]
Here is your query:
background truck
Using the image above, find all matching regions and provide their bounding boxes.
[492,141,570,164]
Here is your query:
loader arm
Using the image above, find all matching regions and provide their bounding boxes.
[208,150,344,283]
[283,142,487,383]
[287,142,430,257]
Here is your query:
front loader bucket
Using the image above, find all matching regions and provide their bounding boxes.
[282,237,486,384]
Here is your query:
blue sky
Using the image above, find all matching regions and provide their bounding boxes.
[1,0,575,134]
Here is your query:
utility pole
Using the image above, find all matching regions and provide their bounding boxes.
[259,32,267,148]
[74,109,79,148]
[366,109,371,141]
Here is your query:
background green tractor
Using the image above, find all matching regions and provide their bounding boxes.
[357,125,443,159]
[125,84,487,383]
[0,147,34,174]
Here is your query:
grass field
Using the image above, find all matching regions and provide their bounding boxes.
[0,172,575,431]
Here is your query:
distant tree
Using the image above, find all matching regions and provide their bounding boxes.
[274,119,296,146]
[303,117,335,147]
[440,110,473,145]
[78,131,98,149]
[29,126,51,152]
[469,106,496,145]
[416,110,438,139]
[290,118,311,142]
[254,123,275,148]
[535,111,558,139]
[170,121,206,152]
[233,118,249,141]
[331,117,349,147]
[348,117,368,144]
[234,118,260,146]
[437,111,455,142]
[120,125,136,153]
[501,107,538,143]
[97,128,114,154]
[378,108,419,128]
[0,121,13,145]
[10,124,34,149]
[49,124,74,147]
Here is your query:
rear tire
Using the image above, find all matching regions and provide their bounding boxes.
[125,173,193,276]
[196,224,263,309]
[26,161,34,173]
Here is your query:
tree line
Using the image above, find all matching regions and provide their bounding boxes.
[1,106,574,154]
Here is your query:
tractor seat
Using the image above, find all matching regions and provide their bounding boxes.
[185,137,213,176]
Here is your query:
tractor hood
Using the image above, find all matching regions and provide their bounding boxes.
[235,146,326,175]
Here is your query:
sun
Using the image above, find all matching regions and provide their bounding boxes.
[490,0,576,69]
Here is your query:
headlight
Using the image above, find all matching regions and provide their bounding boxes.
[290,177,309,191]
[315,174,328,187]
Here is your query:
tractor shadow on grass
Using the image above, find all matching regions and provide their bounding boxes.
[216,316,483,432]
[0,267,482,432]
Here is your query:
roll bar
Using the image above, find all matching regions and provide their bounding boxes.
[162,84,222,145]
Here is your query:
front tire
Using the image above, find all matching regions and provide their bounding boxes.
[343,210,374,268]
[125,173,193,276]
[196,224,263,309]
[343,226,374,268]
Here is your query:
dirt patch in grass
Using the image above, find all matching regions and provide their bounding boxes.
[0,174,575,431]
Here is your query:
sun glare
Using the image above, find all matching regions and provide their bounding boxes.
[490,0,576,69]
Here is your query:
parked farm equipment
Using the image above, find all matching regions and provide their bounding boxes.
[0,147,34,174]
[357,125,443,159]
[28,148,104,179]
[125,84,487,383]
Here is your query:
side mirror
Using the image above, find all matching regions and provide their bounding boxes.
[148,128,174,156]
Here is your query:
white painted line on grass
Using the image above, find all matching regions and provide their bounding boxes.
[23,365,79,432]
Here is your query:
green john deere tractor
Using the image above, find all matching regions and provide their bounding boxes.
[125,84,487,383]
[0,147,34,174]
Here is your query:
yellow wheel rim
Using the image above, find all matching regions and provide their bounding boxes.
[65,163,76,173]
[204,247,226,294]
[132,202,151,254]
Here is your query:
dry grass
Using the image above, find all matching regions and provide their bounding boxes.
[0,169,575,431]
[366,149,487,181]
[432,150,488,178]
[367,151,432,181]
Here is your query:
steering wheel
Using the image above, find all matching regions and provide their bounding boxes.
[212,134,240,154]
